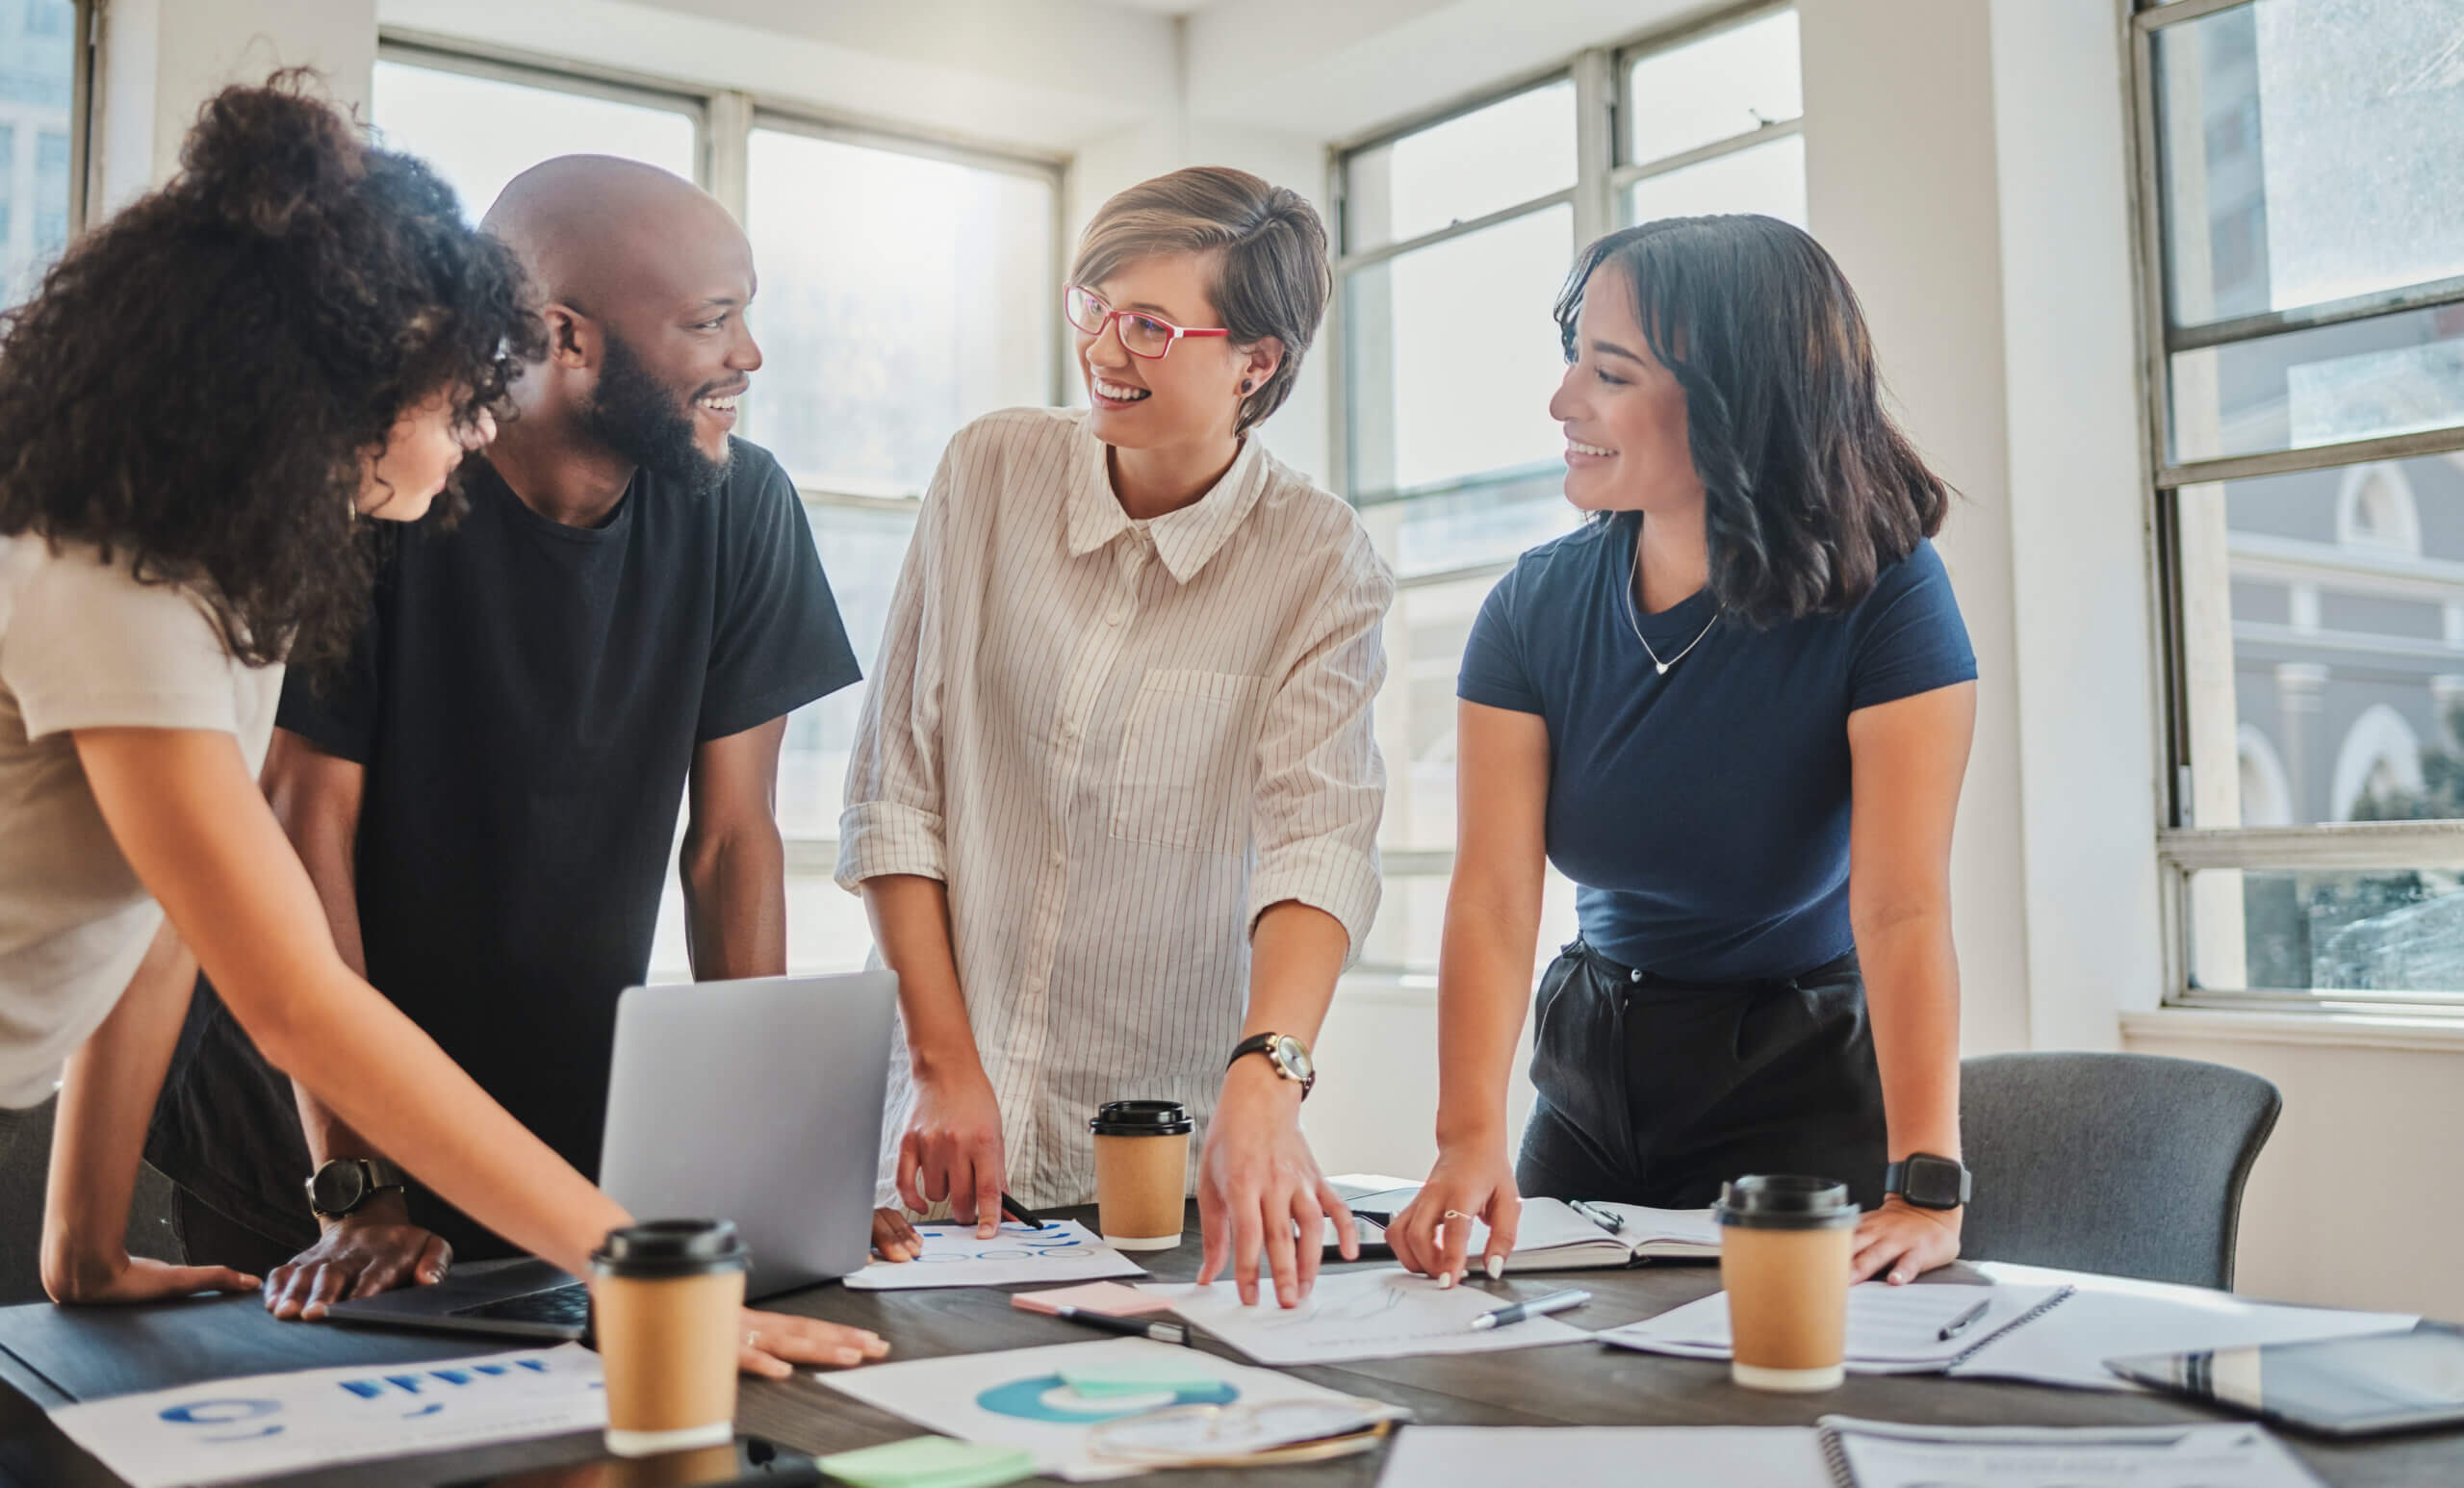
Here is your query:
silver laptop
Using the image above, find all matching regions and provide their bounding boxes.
[327,970,896,1340]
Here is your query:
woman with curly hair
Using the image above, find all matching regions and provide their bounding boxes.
[1387,215,1979,1293]
[0,78,884,1374]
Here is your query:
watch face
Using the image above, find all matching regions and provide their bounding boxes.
[309,1162,364,1216]
[1272,1035,1314,1084]
[1904,1155,1965,1208]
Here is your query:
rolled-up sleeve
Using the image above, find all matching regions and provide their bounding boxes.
[1245,530,1394,965]
[835,455,953,890]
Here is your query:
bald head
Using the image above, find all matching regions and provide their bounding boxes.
[483,155,750,317]
[478,156,761,496]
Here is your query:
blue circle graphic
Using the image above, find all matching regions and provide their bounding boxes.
[975,1374,1237,1424]
[160,1399,279,1426]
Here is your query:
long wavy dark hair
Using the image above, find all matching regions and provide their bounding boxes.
[0,72,541,673]
[1555,215,1950,626]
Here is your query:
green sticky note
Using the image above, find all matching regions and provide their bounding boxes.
[1058,1359,1227,1397]
[817,1434,1036,1488]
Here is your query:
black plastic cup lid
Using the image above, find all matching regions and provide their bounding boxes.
[1090,1099,1193,1136]
[590,1218,751,1277]
[1712,1174,1858,1229]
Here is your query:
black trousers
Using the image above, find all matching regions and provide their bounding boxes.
[1516,938,1887,1211]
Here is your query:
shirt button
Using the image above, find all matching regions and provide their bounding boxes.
[1106,608,1126,627]
[1047,845,1065,867]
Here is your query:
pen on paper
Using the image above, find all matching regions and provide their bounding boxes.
[1469,1288,1592,1332]
[1937,1297,1991,1341]
[1053,1306,1191,1346]
[999,1192,1049,1229]
[1566,1199,1627,1237]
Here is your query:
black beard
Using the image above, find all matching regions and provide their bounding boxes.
[578,329,732,494]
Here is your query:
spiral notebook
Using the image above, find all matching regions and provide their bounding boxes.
[1599,1281,2075,1373]
[1323,1178,1719,1269]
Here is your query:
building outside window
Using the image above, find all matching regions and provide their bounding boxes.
[0,0,80,306]
[2138,0,2464,1006]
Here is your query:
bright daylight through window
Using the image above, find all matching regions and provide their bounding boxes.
[2143,0,2464,1008]
[1337,5,1803,972]
[371,48,1061,978]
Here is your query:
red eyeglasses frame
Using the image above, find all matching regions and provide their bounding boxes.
[1065,285,1231,360]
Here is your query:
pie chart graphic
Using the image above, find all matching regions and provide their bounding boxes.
[975,1374,1238,1424]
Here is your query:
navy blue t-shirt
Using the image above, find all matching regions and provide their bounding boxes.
[1458,514,1975,981]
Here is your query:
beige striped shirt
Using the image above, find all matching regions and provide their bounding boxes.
[837,407,1392,1208]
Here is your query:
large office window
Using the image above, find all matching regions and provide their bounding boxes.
[2136,0,2464,1010]
[1334,5,1801,972]
[0,0,82,306]
[371,44,1063,979]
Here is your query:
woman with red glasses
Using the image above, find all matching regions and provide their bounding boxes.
[837,167,1392,1309]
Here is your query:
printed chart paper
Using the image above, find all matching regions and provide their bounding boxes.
[843,1219,1147,1291]
[46,1344,603,1488]
[815,1337,1399,1482]
[1142,1267,1593,1365]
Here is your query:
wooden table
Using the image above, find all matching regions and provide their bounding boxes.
[2,1205,2457,1486]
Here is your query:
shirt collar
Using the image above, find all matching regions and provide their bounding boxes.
[1064,423,1270,585]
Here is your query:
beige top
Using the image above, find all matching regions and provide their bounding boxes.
[838,408,1393,1208]
[0,535,284,1108]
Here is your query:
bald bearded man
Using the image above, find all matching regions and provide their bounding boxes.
[146,156,860,1317]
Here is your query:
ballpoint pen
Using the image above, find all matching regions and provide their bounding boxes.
[1000,1192,1049,1229]
[1052,1306,1192,1346]
[1937,1297,1991,1341]
[1468,1288,1592,1331]
[1566,1198,1628,1237]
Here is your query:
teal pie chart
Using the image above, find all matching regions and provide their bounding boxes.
[975,1374,1238,1424]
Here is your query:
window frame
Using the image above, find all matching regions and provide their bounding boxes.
[2126,0,2464,1014]
[1322,2,1798,974]
[372,33,1069,877]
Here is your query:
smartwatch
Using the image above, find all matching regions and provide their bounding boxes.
[1884,1152,1972,1211]
[1226,1032,1316,1098]
[306,1157,407,1221]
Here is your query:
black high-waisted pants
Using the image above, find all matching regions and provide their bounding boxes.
[1515,938,1887,1211]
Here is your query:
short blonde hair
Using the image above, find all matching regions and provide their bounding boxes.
[1069,167,1329,434]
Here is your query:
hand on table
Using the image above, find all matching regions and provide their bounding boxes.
[738,1307,889,1378]
[266,1197,449,1321]
[44,1249,259,1306]
[870,1206,922,1262]
[896,1063,1008,1239]
[1389,1141,1521,1287]
[1195,1059,1356,1308]
[1853,1196,1961,1284]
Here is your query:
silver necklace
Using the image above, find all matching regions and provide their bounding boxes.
[1623,535,1720,676]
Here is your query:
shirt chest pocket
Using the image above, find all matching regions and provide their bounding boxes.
[1110,669,1271,856]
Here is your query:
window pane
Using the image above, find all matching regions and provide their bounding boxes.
[778,501,918,839]
[1344,80,1574,254]
[1624,134,1806,228]
[2169,300,2464,464]
[370,61,698,222]
[1624,9,1802,166]
[1387,472,1579,579]
[2152,0,2464,326]
[745,129,1055,496]
[2174,454,2464,834]
[2188,867,2464,998]
[0,0,78,305]
[1345,204,1572,499]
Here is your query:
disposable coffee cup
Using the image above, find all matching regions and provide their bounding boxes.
[1090,1100,1192,1250]
[590,1219,750,1457]
[1713,1174,1859,1393]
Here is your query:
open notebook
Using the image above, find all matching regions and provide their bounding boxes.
[1324,1176,1720,1270]
[1601,1281,2075,1374]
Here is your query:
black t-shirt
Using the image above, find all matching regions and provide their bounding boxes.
[147,441,860,1257]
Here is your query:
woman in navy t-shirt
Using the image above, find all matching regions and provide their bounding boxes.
[1389,216,1978,1289]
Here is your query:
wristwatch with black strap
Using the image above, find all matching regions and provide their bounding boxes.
[306,1157,408,1221]
[1226,1031,1316,1098]
[1884,1151,1971,1210]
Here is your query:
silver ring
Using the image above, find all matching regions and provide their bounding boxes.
[745,1329,759,1350]
[1442,1210,1469,1221]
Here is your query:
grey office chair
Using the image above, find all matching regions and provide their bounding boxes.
[1957,1051,2281,1291]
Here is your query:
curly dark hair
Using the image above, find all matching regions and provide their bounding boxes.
[0,71,542,673]
[1556,215,1951,627]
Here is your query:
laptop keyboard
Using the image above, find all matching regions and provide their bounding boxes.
[450,1283,590,1327]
